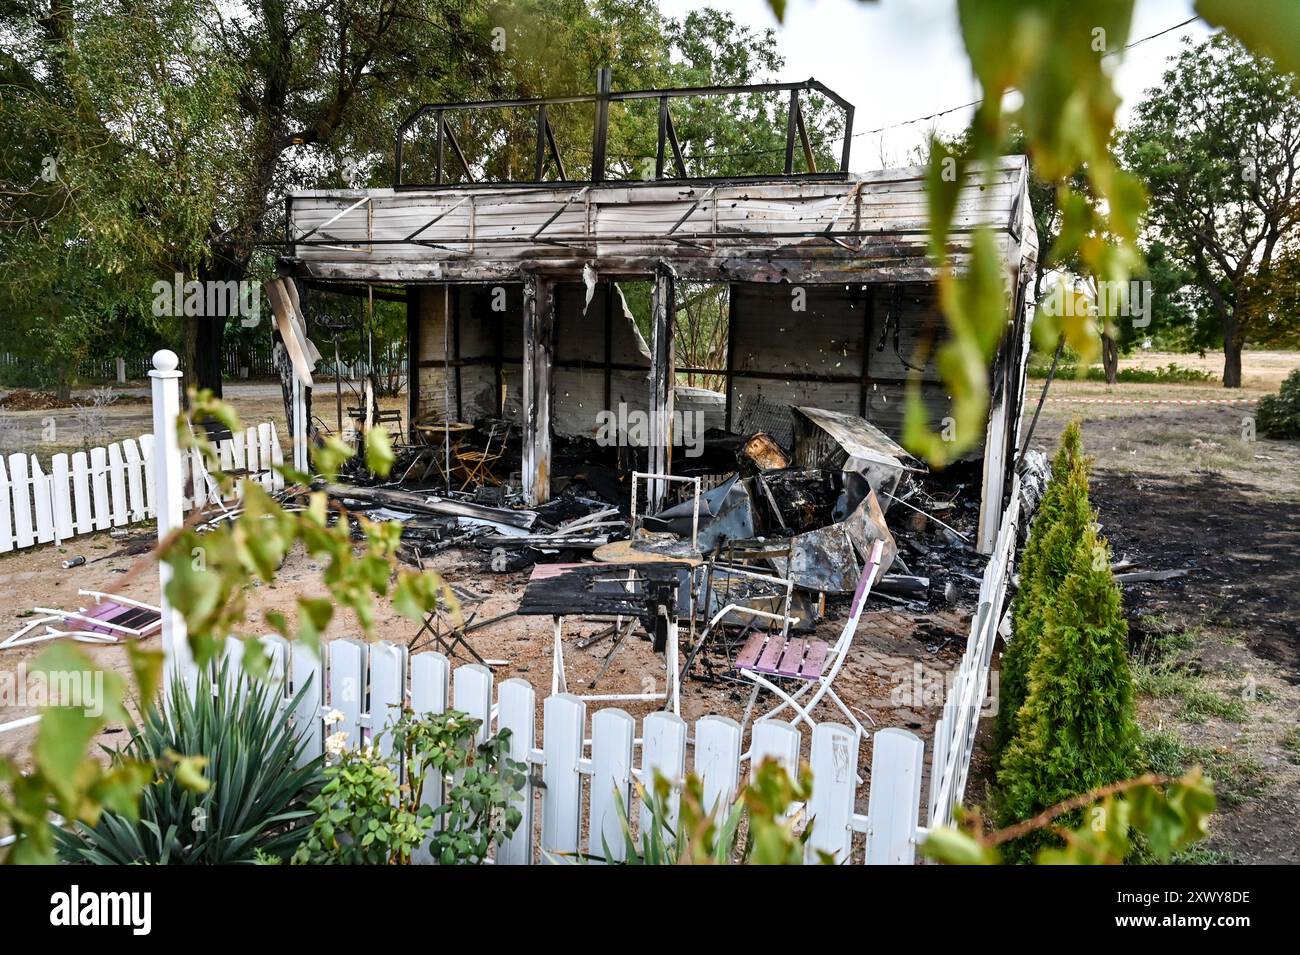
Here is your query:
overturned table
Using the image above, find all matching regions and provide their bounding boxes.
[518,561,693,714]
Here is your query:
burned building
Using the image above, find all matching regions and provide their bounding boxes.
[278,77,1037,553]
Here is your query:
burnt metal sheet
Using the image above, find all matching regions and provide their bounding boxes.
[642,474,755,551]
[774,522,862,594]
[843,489,897,577]
[792,406,923,511]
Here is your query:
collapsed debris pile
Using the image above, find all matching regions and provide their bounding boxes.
[320,405,1000,637]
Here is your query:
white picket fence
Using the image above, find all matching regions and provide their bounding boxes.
[0,424,284,553]
[224,634,928,865]
[927,470,1022,829]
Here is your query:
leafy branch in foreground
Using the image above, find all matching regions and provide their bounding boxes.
[924,771,1215,865]
[1,390,438,862]
[164,389,447,674]
[574,759,829,866]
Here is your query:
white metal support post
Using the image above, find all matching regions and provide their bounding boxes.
[292,370,309,474]
[149,350,197,696]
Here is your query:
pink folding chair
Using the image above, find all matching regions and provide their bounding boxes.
[734,540,885,741]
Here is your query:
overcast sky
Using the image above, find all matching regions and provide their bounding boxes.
[656,0,1213,171]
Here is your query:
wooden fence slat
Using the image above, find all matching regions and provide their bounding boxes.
[269,423,285,491]
[230,431,248,500]
[369,641,407,757]
[410,652,450,865]
[218,437,235,489]
[122,439,146,522]
[51,453,73,541]
[257,422,274,489]
[31,457,54,544]
[750,719,801,781]
[106,442,129,526]
[89,446,111,530]
[328,639,367,749]
[640,711,687,838]
[291,642,324,766]
[8,453,34,548]
[71,451,93,535]
[0,456,12,553]
[262,634,288,692]
[244,426,262,491]
[221,635,250,700]
[453,664,494,743]
[806,722,860,864]
[410,652,450,715]
[588,708,635,864]
[186,446,207,509]
[139,434,156,518]
[928,718,945,826]
[496,678,536,866]
[864,728,925,865]
[694,715,742,817]
[541,693,585,861]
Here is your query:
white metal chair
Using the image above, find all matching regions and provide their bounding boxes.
[734,540,885,741]
[3,590,162,649]
[681,559,797,683]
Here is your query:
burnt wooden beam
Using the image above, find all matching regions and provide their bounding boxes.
[491,288,505,416]
[406,285,420,438]
[723,284,738,432]
[522,273,554,505]
[435,109,445,184]
[784,90,798,175]
[545,116,567,182]
[859,285,873,417]
[591,68,612,183]
[665,111,687,179]
[603,281,613,412]
[795,100,816,173]
[655,97,668,179]
[647,262,676,510]
[534,104,547,181]
[443,118,473,183]
[452,285,463,421]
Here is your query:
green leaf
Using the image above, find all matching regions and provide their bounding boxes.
[365,425,395,477]
[127,644,165,706]
[1197,0,1300,76]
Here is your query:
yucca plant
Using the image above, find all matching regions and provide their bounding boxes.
[57,662,323,864]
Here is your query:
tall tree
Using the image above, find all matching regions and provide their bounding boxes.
[1121,33,1300,387]
[2,0,815,396]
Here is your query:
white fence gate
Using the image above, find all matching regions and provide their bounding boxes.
[0,424,284,553]
[225,635,928,866]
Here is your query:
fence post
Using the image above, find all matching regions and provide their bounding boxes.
[149,349,197,697]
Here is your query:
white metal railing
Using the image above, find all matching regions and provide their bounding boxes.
[927,471,1023,829]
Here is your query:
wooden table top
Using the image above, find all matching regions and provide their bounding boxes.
[592,539,704,567]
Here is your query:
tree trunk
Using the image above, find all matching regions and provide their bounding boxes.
[1223,339,1243,388]
[1101,333,1119,385]
[183,314,226,400]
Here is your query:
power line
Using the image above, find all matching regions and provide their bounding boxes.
[857,16,1200,138]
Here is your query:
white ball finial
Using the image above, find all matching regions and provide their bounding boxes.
[152,349,179,372]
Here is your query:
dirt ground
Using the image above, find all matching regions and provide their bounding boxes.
[3,349,1299,862]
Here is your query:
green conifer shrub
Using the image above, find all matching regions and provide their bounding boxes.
[996,526,1143,854]
[996,420,1086,748]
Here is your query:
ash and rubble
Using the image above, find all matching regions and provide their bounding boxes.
[319,406,1006,659]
